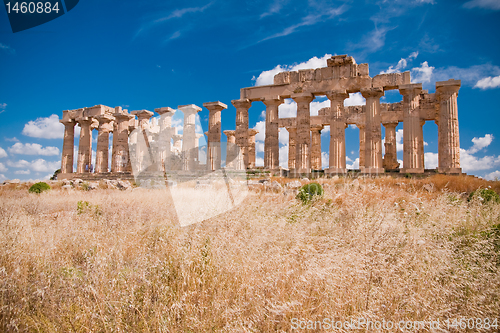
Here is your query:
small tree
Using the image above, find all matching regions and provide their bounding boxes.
[296,182,324,204]
[29,182,51,194]
[468,188,500,203]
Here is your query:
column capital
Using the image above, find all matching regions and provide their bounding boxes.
[155,107,176,116]
[382,120,399,127]
[399,83,422,96]
[76,116,92,125]
[95,114,114,123]
[248,128,259,136]
[60,118,75,126]
[178,104,202,113]
[326,90,349,101]
[203,101,228,111]
[436,79,461,95]
[356,123,365,129]
[223,130,235,137]
[360,87,384,99]
[291,93,314,103]
[113,112,134,121]
[231,99,252,109]
[262,96,284,107]
[286,126,297,132]
[310,124,324,131]
[131,109,154,120]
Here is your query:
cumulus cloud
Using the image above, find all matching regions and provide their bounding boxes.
[22,114,64,139]
[411,61,434,83]
[279,99,298,118]
[344,93,366,106]
[253,54,333,86]
[466,134,493,154]
[321,152,329,169]
[14,170,30,175]
[474,75,500,89]
[8,143,60,156]
[0,103,6,109]
[0,162,7,172]
[485,170,500,181]
[380,52,418,74]
[7,158,60,173]
[347,157,359,169]
[0,147,7,158]
[463,0,500,10]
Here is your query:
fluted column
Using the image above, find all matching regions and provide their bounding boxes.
[399,83,424,173]
[223,130,236,168]
[76,116,93,173]
[263,97,283,171]
[179,104,202,171]
[326,90,349,174]
[131,110,154,130]
[204,101,227,171]
[382,121,399,170]
[310,125,323,170]
[95,114,114,173]
[419,120,425,170]
[231,99,252,170]
[436,80,461,174]
[247,129,259,169]
[287,127,296,170]
[361,88,385,174]
[292,93,314,174]
[111,108,133,173]
[60,119,75,174]
[155,107,176,171]
[358,123,365,171]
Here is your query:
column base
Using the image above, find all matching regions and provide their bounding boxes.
[326,167,347,175]
[400,168,424,174]
[362,167,385,174]
[438,167,462,174]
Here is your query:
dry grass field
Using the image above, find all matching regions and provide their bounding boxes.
[1,175,499,332]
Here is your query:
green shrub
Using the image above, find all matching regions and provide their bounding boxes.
[77,201,101,216]
[468,188,500,203]
[28,182,51,194]
[296,182,324,204]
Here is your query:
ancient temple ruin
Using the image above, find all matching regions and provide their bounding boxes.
[59,54,461,179]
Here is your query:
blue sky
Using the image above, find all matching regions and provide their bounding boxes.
[1,0,500,181]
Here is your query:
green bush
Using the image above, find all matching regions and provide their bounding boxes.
[468,188,500,203]
[296,182,324,204]
[28,182,51,194]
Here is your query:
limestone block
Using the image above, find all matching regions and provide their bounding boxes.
[274,72,290,85]
[319,67,333,81]
[289,71,300,83]
[372,73,405,89]
[299,69,315,82]
[357,63,369,76]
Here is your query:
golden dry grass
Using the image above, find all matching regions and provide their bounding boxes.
[0,176,499,332]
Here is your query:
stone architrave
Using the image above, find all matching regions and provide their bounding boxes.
[155,107,176,171]
[399,83,424,173]
[291,93,314,174]
[436,80,461,174]
[111,107,133,173]
[203,101,227,171]
[287,127,297,170]
[326,90,349,174]
[382,121,399,170]
[94,114,114,173]
[60,118,75,174]
[357,123,365,171]
[263,96,283,171]
[361,88,385,174]
[310,124,323,171]
[76,116,93,173]
[247,129,259,169]
[231,99,252,170]
[223,130,236,168]
[178,104,202,171]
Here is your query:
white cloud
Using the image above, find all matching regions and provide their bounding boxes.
[279,128,289,145]
[0,147,7,158]
[310,98,330,116]
[466,134,493,154]
[347,157,359,169]
[474,75,500,89]
[279,144,289,169]
[253,54,333,86]
[0,103,6,109]
[463,0,500,10]
[6,158,60,173]
[254,121,266,142]
[321,152,329,169]
[344,92,366,107]
[14,170,30,175]
[7,160,31,168]
[22,114,64,139]
[255,157,264,167]
[485,170,500,181]
[8,143,60,156]
[0,174,6,182]
[424,152,439,169]
[411,61,434,83]
[5,137,19,142]
[380,52,418,74]
[279,99,297,118]
[396,129,404,152]
[0,162,7,172]
[260,0,286,18]
[0,43,14,54]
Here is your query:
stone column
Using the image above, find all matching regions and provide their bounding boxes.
[357,123,365,171]
[178,104,202,171]
[111,108,133,173]
[247,129,259,169]
[203,101,227,171]
[436,80,461,174]
[60,119,75,174]
[131,110,154,130]
[223,130,236,168]
[419,120,425,170]
[95,114,114,173]
[155,107,176,171]
[382,121,399,170]
[263,97,283,171]
[231,99,252,170]
[172,134,183,153]
[76,116,93,173]
[292,93,314,174]
[326,90,349,174]
[361,88,385,174]
[287,127,297,170]
[399,83,424,173]
[310,125,323,170]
